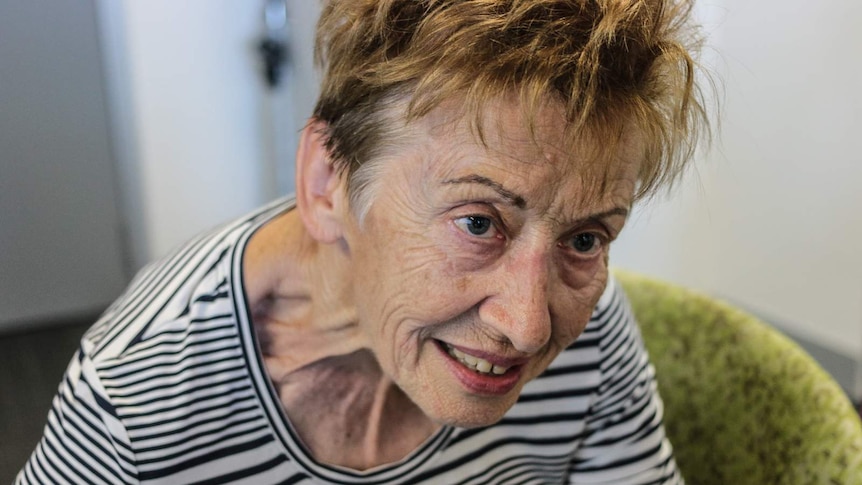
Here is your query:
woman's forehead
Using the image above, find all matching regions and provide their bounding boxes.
[378,113,638,222]
[413,99,641,185]
[413,95,644,169]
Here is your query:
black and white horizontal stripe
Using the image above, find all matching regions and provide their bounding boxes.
[17,197,681,484]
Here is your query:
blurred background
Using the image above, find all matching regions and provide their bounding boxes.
[0,0,860,480]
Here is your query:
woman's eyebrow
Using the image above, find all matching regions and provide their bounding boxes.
[442,175,527,209]
[576,207,630,226]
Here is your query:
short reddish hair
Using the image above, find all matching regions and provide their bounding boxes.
[313,0,710,202]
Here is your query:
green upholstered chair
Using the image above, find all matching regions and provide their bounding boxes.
[614,270,862,484]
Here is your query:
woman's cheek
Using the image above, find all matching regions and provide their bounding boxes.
[440,217,509,269]
[556,252,607,290]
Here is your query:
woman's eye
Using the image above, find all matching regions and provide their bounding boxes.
[570,232,602,254]
[454,216,497,238]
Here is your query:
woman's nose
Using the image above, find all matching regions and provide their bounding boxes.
[477,247,552,354]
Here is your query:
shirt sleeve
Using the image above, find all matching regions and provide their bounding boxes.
[568,278,684,484]
[15,342,138,485]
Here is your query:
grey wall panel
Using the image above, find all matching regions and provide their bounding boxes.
[0,0,128,329]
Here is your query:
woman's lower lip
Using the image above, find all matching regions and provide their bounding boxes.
[435,341,523,396]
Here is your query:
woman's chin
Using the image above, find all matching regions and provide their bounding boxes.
[444,411,509,429]
[419,392,520,429]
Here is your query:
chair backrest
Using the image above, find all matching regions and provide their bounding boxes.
[614,270,862,484]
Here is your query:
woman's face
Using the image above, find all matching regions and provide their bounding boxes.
[341,101,640,428]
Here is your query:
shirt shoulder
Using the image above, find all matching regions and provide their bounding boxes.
[83,198,295,363]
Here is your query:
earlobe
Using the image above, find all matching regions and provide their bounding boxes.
[295,120,348,244]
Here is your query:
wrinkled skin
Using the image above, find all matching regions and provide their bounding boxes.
[340,102,639,428]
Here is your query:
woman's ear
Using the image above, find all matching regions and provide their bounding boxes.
[295,120,349,243]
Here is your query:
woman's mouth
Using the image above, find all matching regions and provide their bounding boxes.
[434,340,527,396]
[443,343,511,375]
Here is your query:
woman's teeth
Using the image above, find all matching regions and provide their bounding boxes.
[445,344,509,375]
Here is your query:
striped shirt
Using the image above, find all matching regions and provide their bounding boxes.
[17,198,682,484]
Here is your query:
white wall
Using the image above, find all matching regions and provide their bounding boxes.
[102,1,321,267]
[259,1,322,200]
[614,0,862,369]
[113,1,270,264]
[284,0,322,153]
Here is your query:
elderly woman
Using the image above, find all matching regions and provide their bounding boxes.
[18,0,707,483]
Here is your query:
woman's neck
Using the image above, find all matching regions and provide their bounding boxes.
[244,210,363,374]
[242,209,440,470]
[276,349,441,470]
